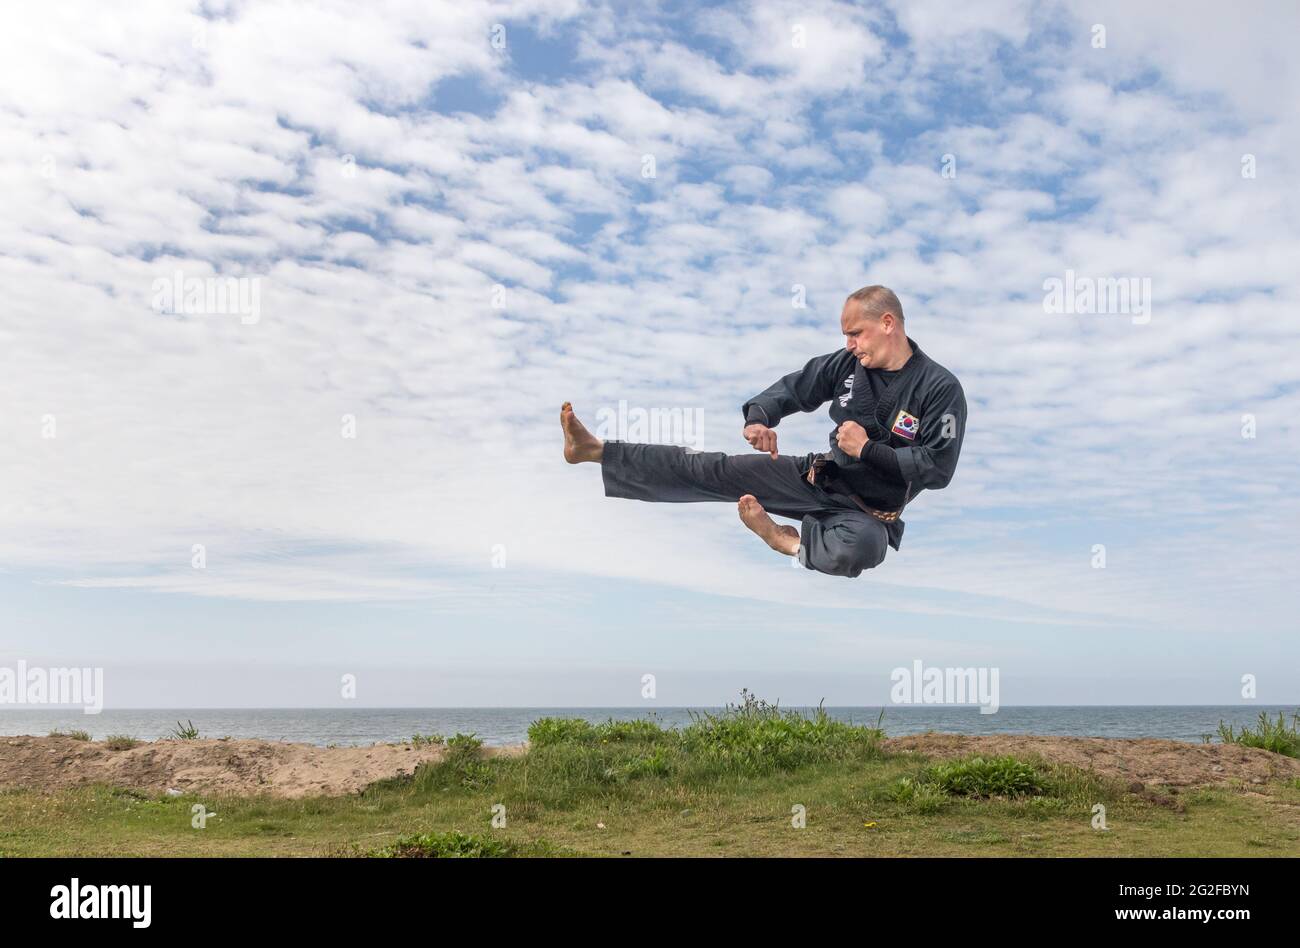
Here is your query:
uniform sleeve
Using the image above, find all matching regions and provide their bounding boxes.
[858,440,905,486]
[741,352,841,428]
[895,378,967,490]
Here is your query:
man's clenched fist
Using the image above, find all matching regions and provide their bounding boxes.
[835,420,868,459]
[743,422,779,459]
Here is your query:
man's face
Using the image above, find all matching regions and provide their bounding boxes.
[841,301,895,368]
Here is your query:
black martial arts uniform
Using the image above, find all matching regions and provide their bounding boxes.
[601,336,967,577]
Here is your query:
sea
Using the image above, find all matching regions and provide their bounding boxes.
[0,705,1294,747]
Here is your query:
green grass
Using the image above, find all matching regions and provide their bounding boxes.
[1217,711,1300,758]
[48,729,91,741]
[372,830,515,858]
[525,689,886,783]
[361,828,571,858]
[918,756,1047,798]
[169,720,200,741]
[102,735,140,751]
[3,697,1299,857]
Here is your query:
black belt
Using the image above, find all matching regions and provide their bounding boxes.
[805,452,906,523]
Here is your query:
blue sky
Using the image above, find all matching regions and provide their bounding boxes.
[0,0,1297,707]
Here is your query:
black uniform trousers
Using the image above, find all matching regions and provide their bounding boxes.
[600,440,891,578]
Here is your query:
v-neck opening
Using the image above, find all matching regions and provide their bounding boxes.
[853,337,924,435]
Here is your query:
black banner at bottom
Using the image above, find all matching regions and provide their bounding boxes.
[0,856,1277,932]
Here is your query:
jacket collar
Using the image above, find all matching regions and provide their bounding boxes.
[869,335,926,432]
[894,335,927,373]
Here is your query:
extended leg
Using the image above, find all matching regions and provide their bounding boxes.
[598,440,825,518]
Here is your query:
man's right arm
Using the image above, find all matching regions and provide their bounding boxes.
[741,351,843,429]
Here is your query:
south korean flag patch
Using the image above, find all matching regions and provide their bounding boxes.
[891,409,920,441]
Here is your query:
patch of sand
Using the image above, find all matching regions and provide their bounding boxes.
[0,736,525,798]
[882,733,1300,788]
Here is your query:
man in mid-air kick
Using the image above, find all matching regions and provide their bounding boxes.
[561,285,967,578]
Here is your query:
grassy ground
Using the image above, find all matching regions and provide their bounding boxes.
[4,697,1299,857]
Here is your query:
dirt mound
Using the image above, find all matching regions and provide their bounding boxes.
[0,735,522,798]
[4,733,1296,798]
[882,733,1300,788]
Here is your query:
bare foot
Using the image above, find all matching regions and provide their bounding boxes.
[561,401,604,463]
[737,494,800,556]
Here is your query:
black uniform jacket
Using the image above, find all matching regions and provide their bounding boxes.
[741,336,967,550]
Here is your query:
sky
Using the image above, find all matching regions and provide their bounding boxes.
[0,0,1297,708]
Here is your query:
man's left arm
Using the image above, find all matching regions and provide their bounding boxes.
[857,440,905,485]
[894,380,967,490]
[835,421,906,483]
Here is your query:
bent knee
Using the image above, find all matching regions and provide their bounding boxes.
[826,535,886,577]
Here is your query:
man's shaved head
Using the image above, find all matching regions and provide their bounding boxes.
[841,284,912,371]
[846,285,904,324]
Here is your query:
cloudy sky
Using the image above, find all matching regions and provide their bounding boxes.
[1,0,1296,707]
